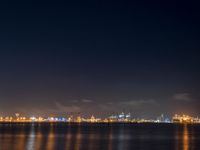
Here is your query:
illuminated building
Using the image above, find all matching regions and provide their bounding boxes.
[172,114,200,123]
[76,116,81,123]
[90,115,96,123]
[109,112,131,122]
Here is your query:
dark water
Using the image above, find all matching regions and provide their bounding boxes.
[0,123,200,150]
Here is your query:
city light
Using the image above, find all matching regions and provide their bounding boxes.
[0,113,199,124]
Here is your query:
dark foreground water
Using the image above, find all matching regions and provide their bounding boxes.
[0,123,200,150]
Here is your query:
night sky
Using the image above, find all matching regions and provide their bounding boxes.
[0,0,200,118]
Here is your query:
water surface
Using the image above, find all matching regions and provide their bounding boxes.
[0,123,200,150]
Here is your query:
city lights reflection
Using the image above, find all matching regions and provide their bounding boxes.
[65,126,72,150]
[27,124,36,150]
[0,123,199,150]
[74,126,82,150]
[183,124,189,150]
[46,124,55,150]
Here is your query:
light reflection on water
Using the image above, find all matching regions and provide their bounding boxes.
[0,123,200,150]
[26,124,36,150]
[183,124,189,150]
[65,124,72,150]
[46,124,55,150]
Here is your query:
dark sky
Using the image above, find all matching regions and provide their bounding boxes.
[0,0,200,118]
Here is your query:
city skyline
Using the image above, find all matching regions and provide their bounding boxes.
[0,112,200,124]
[0,111,157,122]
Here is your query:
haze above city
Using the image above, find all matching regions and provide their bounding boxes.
[0,0,200,118]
